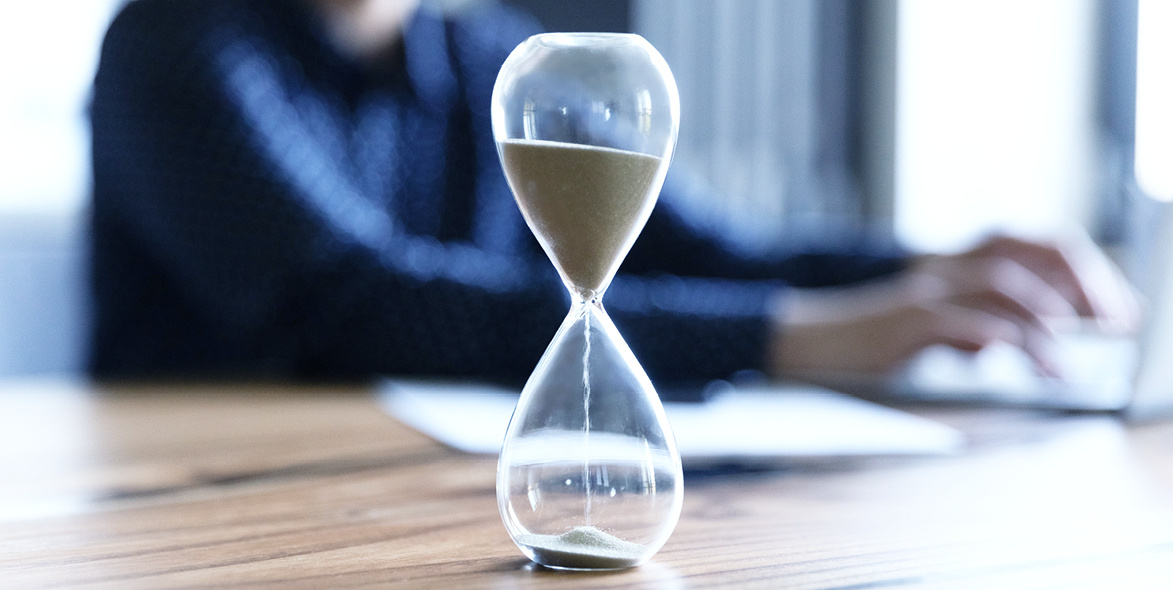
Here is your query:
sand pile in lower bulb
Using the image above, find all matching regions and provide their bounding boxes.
[519,525,647,569]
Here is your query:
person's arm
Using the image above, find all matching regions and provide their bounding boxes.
[624,171,909,286]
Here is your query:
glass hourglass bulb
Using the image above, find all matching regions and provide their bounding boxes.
[491,33,682,570]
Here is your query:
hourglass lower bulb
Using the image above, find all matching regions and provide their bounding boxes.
[498,298,682,569]
[491,33,683,569]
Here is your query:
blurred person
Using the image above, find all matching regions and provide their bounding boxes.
[88,0,1138,391]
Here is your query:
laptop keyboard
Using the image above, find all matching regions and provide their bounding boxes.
[902,331,1138,407]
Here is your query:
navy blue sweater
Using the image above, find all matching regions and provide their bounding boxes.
[89,0,904,388]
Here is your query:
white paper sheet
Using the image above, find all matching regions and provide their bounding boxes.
[378,379,965,466]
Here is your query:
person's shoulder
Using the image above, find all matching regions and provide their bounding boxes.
[446,2,542,67]
[104,0,280,55]
[440,1,541,101]
[99,0,222,65]
[111,0,196,21]
[100,0,301,83]
[105,0,219,39]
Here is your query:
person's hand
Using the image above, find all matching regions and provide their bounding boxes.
[767,232,1141,377]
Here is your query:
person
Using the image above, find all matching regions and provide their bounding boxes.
[88,0,1138,391]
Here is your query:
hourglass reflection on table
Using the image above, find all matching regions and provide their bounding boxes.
[491,33,683,570]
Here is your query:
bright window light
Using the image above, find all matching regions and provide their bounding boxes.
[1135,0,1173,202]
[0,1,121,216]
[895,0,1098,253]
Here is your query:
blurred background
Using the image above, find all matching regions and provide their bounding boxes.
[0,0,1167,376]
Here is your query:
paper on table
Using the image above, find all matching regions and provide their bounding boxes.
[378,379,965,466]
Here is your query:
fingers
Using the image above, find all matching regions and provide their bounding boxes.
[914,255,1079,335]
[913,301,1020,352]
[969,233,1141,332]
[1059,230,1142,332]
[770,270,1063,377]
[910,299,1061,378]
[967,235,1090,313]
[900,255,1079,376]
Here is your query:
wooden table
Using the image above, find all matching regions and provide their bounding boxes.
[3,379,1173,588]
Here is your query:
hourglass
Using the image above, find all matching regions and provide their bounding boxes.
[491,33,682,570]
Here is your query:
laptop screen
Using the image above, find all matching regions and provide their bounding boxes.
[1127,200,1173,419]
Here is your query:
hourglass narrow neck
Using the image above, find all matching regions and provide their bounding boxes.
[570,285,606,307]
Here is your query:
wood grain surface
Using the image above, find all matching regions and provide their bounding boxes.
[2,379,1173,589]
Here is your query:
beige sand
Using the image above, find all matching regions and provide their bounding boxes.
[499,139,662,300]
[518,526,646,569]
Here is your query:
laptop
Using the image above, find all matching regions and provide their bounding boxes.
[811,199,1173,421]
